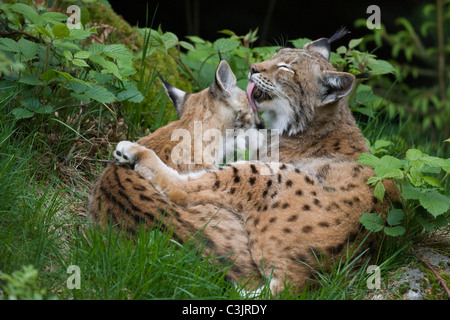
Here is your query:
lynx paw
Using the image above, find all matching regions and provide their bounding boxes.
[114,141,142,166]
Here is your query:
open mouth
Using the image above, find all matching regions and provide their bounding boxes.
[246,81,272,111]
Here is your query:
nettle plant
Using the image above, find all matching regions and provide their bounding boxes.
[358,139,450,237]
[0,2,143,120]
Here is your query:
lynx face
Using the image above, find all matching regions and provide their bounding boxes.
[247,44,355,136]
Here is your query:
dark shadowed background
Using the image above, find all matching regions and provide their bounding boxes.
[108,0,427,51]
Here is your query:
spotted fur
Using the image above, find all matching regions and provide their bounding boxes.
[89,60,264,290]
[110,33,397,294]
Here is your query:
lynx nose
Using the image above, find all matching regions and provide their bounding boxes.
[250,64,260,75]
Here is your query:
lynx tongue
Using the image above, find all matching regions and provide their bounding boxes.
[246,81,258,111]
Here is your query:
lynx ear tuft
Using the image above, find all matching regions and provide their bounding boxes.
[157,73,187,118]
[304,27,349,61]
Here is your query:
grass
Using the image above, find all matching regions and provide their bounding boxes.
[0,86,447,300]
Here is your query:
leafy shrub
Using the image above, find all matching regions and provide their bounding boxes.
[355,0,450,139]
[358,138,450,238]
[0,265,57,300]
[0,2,143,121]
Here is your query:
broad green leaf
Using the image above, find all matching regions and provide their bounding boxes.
[9,3,41,24]
[358,153,381,168]
[21,97,39,111]
[18,74,40,85]
[383,226,405,237]
[422,176,441,188]
[63,50,73,61]
[34,25,53,39]
[387,209,405,226]
[72,59,89,67]
[52,24,71,39]
[35,105,53,114]
[374,140,392,151]
[161,32,179,50]
[11,107,34,119]
[117,83,144,103]
[74,51,91,59]
[0,38,20,52]
[53,70,91,86]
[185,35,206,44]
[419,190,450,217]
[401,182,423,200]
[360,212,384,232]
[84,85,115,103]
[213,38,240,52]
[374,181,386,202]
[349,38,363,49]
[103,44,132,60]
[18,38,39,60]
[53,41,81,51]
[290,38,312,49]
[375,166,404,180]
[366,176,381,185]
[367,58,396,75]
[179,41,195,51]
[406,149,423,161]
[379,155,405,169]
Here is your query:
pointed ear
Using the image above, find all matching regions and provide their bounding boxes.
[157,73,187,117]
[304,27,349,61]
[318,71,355,105]
[304,38,331,60]
[211,60,237,96]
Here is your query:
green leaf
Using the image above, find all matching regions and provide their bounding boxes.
[72,59,89,67]
[117,83,144,103]
[419,190,450,218]
[84,85,115,103]
[401,182,423,200]
[74,51,92,59]
[35,105,53,114]
[349,38,363,49]
[422,176,441,188]
[34,25,53,39]
[179,41,195,51]
[360,212,385,232]
[63,50,73,61]
[11,107,34,120]
[0,38,20,52]
[21,97,40,111]
[213,38,240,52]
[386,209,405,226]
[290,38,312,49]
[367,58,397,75]
[358,153,381,168]
[185,35,206,44]
[383,226,405,237]
[379,155,405,169]
[161,32,179,50]
[406,149,423,161]
[18,74,40,86]
[18,38,39,60]
[374,181,386,202]
[103,44,132,60]
[53,70,91,86]
[52,24,71,39]
[9,3,41,24]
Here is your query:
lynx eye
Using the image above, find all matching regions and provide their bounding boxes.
[277,63,294,74]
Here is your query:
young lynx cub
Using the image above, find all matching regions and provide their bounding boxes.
[113,31,394,294]
[89,60,265,290]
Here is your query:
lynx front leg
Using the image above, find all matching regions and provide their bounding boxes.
[114,141,188,204]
